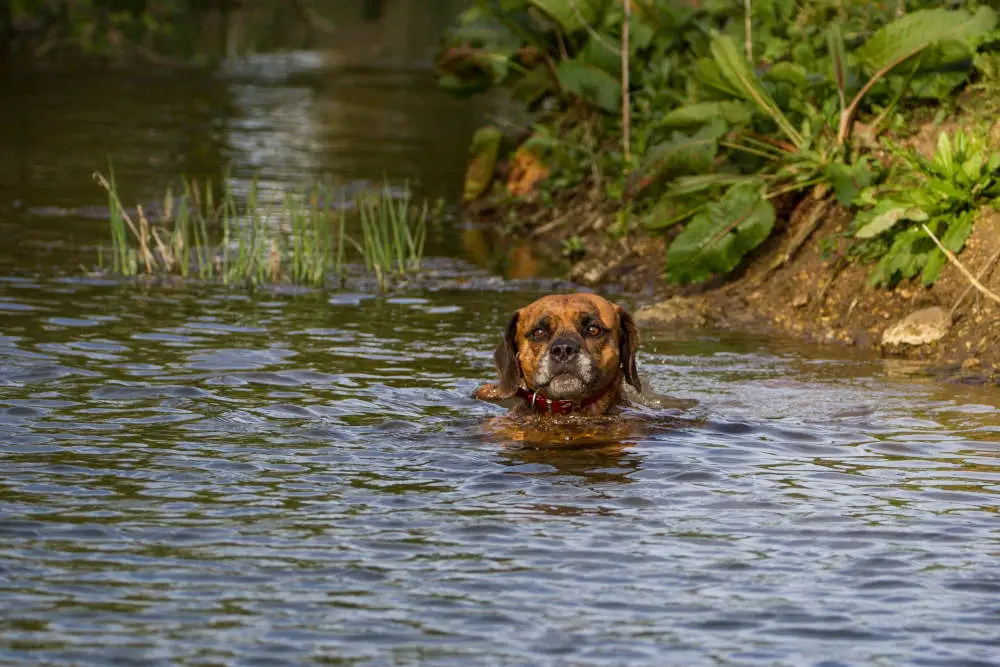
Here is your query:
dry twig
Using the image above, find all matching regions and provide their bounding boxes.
[922,224,1000,305]
[622,0,631,165]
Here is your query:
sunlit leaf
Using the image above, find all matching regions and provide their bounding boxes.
[855,7,998,73]
[854,201,927,239]
[666,183,776,284]
[709,32,803,148]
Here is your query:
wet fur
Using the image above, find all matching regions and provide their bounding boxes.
[474,293,641,417]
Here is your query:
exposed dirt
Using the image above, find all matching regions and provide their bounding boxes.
[465,129,1000,386]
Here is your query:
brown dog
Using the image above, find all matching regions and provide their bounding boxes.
[472,293,640,416]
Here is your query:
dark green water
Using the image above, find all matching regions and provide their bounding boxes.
[2,11,1000,666]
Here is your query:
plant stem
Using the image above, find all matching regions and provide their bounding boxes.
[744,0,752,63]
[622,0,631,166]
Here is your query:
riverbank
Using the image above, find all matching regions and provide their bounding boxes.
[463,117,1000,385]
[444,2,1000,385]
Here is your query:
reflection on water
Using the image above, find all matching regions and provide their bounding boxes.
[0,0,491,276]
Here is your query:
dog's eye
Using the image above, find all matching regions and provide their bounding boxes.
[585,324,603,337]
[530,327,547,340]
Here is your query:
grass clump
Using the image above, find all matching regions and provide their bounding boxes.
[95,168,432,290]
[356,183,428,289]
[851,128,1000,287]
[438,0,1000,287]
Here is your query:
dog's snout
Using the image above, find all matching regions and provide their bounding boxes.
[549,337,580,363]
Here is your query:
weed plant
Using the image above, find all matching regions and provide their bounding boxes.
[95,169,431,291]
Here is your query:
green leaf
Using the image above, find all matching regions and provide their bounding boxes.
[666,183,776,284]
[661,101,753,129]
[642,195,705,231]
[529,0,601,33]
[630,16,655,52]
[667,174,754,196]
[626,120,727,197]
[579,34,622,77]
[827,22,849,106]
[868,225,927,287]
[921,211,975,285]
[556,59,621,112]
[855,7,998,73]
[765,62,807,88]
[825,158,877,207]
[709,32,803,148]
[854,201,928,239]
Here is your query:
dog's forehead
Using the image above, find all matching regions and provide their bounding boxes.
[520,294,618,327]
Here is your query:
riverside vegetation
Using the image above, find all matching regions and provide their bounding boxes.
[437,0,1000,291]
[96,168,431,291]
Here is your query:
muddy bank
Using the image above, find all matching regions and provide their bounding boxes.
[465,161,1000,387]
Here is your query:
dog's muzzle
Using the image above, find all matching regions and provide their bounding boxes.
[533,336,595,399]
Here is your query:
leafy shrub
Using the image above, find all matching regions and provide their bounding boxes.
[853,129,1000,287]
[438,0,1000,285]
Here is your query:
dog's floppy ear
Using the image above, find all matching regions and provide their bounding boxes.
[493,310,521,397]
[617,306,641,393]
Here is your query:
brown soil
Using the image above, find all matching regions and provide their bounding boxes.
[466,132,1000,386]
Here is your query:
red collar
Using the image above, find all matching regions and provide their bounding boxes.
[515,378,617,415]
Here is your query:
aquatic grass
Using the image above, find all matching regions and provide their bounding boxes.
[356,181,429,290]
[93,170,428,290]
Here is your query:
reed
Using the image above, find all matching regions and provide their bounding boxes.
[356,181,429,290]
[94,170,430,289]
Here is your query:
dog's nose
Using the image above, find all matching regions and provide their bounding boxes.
[549,338,580,363]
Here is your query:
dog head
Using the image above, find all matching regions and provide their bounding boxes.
[492,293,640,402]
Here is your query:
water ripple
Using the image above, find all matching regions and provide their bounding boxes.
[0,280,999,665]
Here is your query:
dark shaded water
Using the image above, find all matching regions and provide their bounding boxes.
[3,11,1000,667]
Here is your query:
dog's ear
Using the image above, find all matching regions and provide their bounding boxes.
[617,306,641,393]
[493,310,521,397]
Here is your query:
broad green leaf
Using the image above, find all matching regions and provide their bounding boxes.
[765,62,807,88]
[693,57,741,98]
[709,32,803,148]
[921,211,975,284]
[855,7,998,73]
[579,34,622,77]
[868,225,928,287]
[529,0,601,33]
[854,201,928,239]
[667,174,754,196]
[642,196,704,231]
[666,183,776,284]
[825,158,877,207]
[630,16,655,52]
[626,120,727,197]
[556,59,621,112]
[661,101,752,129]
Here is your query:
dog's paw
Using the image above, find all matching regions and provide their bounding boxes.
[472,382,504,402]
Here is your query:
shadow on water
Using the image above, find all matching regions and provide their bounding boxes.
[2,3,1000,666]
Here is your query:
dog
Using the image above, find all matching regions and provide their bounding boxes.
[472,293,641,417]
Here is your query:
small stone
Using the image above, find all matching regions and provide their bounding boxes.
[962,357,981,370]
[882,307,952,346]
[635,297,711,328]
[792,293,809,308]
